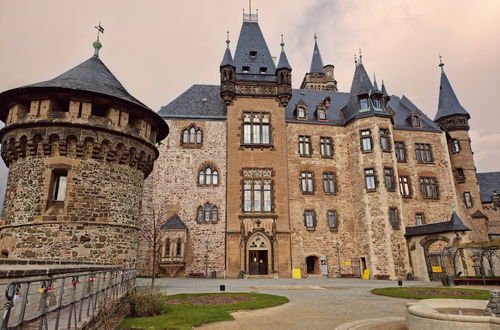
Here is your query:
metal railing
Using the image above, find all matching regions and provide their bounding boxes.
[0,268,135,329]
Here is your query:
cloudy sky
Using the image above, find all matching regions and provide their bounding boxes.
[0,0,499,204]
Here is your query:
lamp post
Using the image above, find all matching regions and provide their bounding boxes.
[336,241,341,276]
[205,239,209,277]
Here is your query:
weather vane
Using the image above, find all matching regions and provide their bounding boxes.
[95,21,104,41]
[439,54,444,72]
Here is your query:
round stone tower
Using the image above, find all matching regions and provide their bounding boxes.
[0,40,168,267]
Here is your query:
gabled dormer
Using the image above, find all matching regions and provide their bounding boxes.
[294,100,308,120]
[408,109,423,128]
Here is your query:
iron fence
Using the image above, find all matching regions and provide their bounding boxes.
[0,268,135,329]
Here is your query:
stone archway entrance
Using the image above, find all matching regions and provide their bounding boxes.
[421,236,449,281]
[247,233,270,275]
[306,256,320,274]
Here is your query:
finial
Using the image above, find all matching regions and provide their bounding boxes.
[93,22,104,57]
[358,48,363,64]
[452,204,456,212]
[314,33,317,41]
[439,54,445,72]
[226,30,230,48]
[280,34,285,49]
[249,0,252,14]
[354,53,358,66]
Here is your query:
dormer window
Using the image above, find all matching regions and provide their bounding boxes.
[259,67,268,74]
[249,51,257,58]
[372,97,383,111]
[359,97,369,112]
[242,66,250,73]
[412,115,422,127]
[317,109,327,120]
[297,107,306,119]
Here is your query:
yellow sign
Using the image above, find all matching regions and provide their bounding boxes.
[432,266,442,273]
[362,269,370,280]
[344,260,351,266]
[292,268,301,279]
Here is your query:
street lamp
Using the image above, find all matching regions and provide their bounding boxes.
[205,239,209,277]
[336,241,341,276]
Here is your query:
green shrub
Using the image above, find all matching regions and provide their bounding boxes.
[127,288,169,317]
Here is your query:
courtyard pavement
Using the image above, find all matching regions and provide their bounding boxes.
[137,277,442,329]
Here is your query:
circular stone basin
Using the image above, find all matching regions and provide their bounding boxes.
[406,299,500,330]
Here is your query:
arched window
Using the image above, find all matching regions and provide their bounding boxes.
[165,239,171,257]
[197,206,203,223]
[212,207,218,223]
[213,170,219,185]
[196,129,202,144]
[189,127,195,143]
[204,203,211,222]
[206,168,212,185]
[199,170,205,185]
[176,240,182,257]
[182,129,189,144]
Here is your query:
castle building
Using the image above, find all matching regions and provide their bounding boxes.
[0,39,168,267]
[149,11,500,280]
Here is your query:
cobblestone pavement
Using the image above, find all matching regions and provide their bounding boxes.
[137,277,441,329]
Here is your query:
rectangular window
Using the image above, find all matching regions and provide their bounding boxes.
[242,112,271,146]
[300,171,314,194]
[320,137,333,158]
[389,208,400,230]
[359,98,369,112]
[464,192,473,208]
[360,129,372,152]
[399,176,412,198]
[298,135,312,157]
[327,210,338,230]
[304,210,316,229]
[380,128,391,152]
[365,168,376,191]
[452,139,461,153]
[323,172,336,195]
[416,213,425,226]
[242,169,273,212]
[419,176,439,199]
[384,167,395,191]
[415,143,433,163]
[394,142,406,162]
[53,172,68,201]
[456,168,465,183]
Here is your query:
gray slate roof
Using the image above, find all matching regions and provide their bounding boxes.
[158,85,226,119]
[309,39,324,73]
[160,214,188,230]
[20,56,150,110]
[220,47,235,67]
[434,70,470,121]
[405,212,471,237]
[233,22,276,80]
[277,49,292,70]
[477,172,500,203]
[389,95,441,132]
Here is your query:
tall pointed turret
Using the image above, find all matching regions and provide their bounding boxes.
[220,32,236,105]
[309,35,324,73]
[434,61,470,124]
[300,35,337,91]
[276,35,292,106]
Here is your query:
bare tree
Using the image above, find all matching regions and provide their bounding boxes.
[141,208,167,287]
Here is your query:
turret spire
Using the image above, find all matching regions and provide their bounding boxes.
[277,34,291,70]
[434,61,470,121]
[373,73,379,91]
[309,34,324,73]
[220,31,234,67]
[439,54,444,73]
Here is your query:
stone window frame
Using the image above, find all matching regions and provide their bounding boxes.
[45,164,72,214]
[322,172,337,195]
[180,124,203,148]
[319,137,334,158]
[164,239,171,257]
[399,175,412,198]
[294,100,308,120]
[364,168,377,192]
[360,129,373,153]
[175,239,183,257]
[389,207,400,230]
[315,105,328,121]
[379,128,391,152]
[327,210,338,231]
[241,111,273,149]
[415,213,425,226]
[411,113,423,128]
[384,167,396,192]
[456,168,465,183]
[451,139,461,153]
[298,135,313,157]
[415,143,434,164]
[241,168,275,213]
[464,192,474,208]
[300,171,315,195]
[419,176,440,200]
[197,163,220,187]
[304,209,317,230]
[196,202,219,224]
[394,141,406,163]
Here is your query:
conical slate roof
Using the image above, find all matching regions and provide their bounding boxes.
[160,214,188,230]
[220,47,235,67]
[309,38,324,73]
[233,21,276,76]
[434,70,470,121]
[381,80,388,96]
[277,48,291,70]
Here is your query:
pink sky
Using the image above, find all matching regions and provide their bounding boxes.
[0,0,499,199]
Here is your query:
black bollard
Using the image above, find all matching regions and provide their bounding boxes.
[398,280,403,287]
[220,284,226,292]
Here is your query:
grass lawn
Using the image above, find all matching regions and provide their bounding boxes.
[371,286,490,300]
[118,292,288,329]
